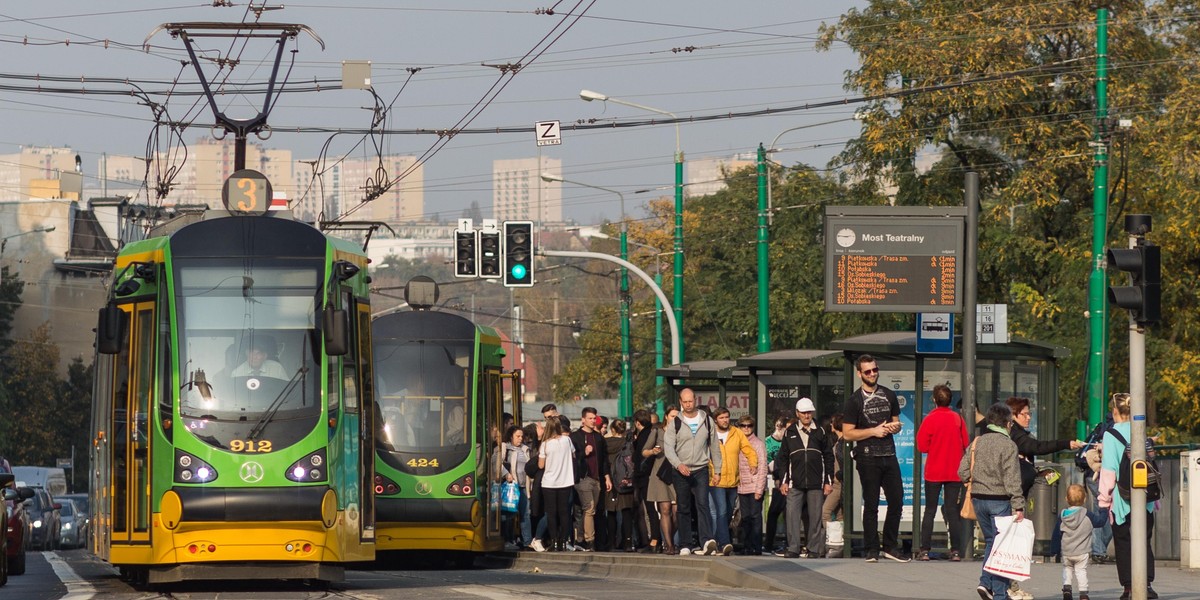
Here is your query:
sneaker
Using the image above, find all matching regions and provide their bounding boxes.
[948,550,962,562]
[773,548,789,557]
[564,542,578,552]
[1078,593,1089,600]
[1091,553,1109,564]
[783,551,800,558]
[1062,587,1073,600]
[721,543,734,556]
[504,541,520,551]
[805,552,820,559]
[865,550,879,562]
[531,539,546,552]
[678,547,693,556]
[1119,588,1131,600]
[882,548,911,563]
[1008,586,1033,600]
[1147,587,1159,600]
[579,541,593,552]
[977,585,994,600]
[915,549,930,561]
[702,539,718,556]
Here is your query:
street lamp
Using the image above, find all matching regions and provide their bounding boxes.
[584,229,668,417]
[543,173,633,419]
[0,225,55,284]
[1,225,55,254]
[580,89,686,362]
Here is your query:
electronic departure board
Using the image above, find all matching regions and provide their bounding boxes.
[824,209,965,313]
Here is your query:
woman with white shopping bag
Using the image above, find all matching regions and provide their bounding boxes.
[959,402,1026,600]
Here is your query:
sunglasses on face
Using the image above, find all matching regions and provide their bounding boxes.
[861,368,879,375]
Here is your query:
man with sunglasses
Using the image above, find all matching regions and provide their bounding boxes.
[842,354,909,562]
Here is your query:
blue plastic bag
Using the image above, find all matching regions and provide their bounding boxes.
[500,481,520,513]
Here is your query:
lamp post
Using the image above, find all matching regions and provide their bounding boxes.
[0,225,55,285]
[584,229,667,418]
[580,89,685,362]
[543,173,633,419]
[759,118,854,353]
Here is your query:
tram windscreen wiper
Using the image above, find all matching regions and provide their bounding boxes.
[247,365,307,441]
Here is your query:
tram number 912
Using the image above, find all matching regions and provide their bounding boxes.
[230,439,273,453]
[406,458,439,468]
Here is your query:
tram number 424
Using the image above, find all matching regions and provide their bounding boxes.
[407,458,439,468]
[229,439,273,453]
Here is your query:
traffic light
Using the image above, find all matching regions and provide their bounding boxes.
[503,220,534,287]
[454,228,478,278]
[479,228,502,278]
[1108,241,1160,325]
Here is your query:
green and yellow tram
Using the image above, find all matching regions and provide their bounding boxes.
[371,307,520,559]
[90,209,376,584]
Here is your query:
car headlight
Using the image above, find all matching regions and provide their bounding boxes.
[63,522,72,530]
[33,519,43,528]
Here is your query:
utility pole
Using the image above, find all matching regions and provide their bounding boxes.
[961,171,980,557]
[1086,6,1111,436]
[755,143,770,352]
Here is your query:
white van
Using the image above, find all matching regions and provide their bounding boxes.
[11,466,67,497]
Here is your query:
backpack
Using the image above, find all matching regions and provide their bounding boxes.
[612,438,636,493]
[1108,428,1162,503]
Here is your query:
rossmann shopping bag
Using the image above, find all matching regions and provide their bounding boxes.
[983,515,1035,581]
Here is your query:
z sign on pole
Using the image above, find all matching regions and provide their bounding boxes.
[535,120,562,146]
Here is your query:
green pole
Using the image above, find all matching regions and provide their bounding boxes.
[1087,7,1110,434]
[756,143,771,352]
[655,268,664,418]
[674,153,685,363]
[620,227,632,419]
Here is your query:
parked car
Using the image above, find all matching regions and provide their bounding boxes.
[24,487,61,551]
[57,499,86,549]
[1,461,33,576]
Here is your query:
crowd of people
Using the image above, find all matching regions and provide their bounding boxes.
[494,355,1157,600]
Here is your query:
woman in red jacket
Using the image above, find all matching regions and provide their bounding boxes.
[916,384,969,561]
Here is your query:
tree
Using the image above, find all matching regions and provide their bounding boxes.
[1,322,65,465]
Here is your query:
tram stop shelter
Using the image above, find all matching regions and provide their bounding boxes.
[828,330,1069,557]
[656,360,750,421]
[731,350,845,437]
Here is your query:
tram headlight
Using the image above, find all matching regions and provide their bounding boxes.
[285,449,327,482]
[446,473,475,497]
[174,450,218,484]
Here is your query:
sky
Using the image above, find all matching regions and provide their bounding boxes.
[0,1,867,227]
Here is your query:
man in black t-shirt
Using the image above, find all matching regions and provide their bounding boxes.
[842,354,909,563]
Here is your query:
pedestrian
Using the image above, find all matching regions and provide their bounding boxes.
[1060,483,1110,600]
[523,422,549,552]
[1007,396,1083,498]
[1098,392,1158,600]
[821,413,846,524]
[1005,397,1083,600]
[778,397,834,559]
[709,407,759,555]
[569,407,612,552]
[959,402,1025,600]
[501,425,532,550]
[1076,415,1114,563]
[604,419,637,551]
[916,384,969,562]
[542,403,559,419]
[736,415,768,556]
[663,388,721,556]
[764,412,791,555]
[842,354,909,562]
[538,415,576,552]
[631,409,660,552]
[645,404,679,554]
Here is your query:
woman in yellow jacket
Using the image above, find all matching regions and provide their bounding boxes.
[708,407,759,555]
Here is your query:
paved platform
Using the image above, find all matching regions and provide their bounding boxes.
[488,551,1200,599]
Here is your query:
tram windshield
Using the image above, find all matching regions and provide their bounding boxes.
[374,336,472,469]
[175,259,324,450]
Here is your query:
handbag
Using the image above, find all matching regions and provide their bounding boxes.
[983,515,1035,581]
[500,481,520,513]
[656,458,675,484]
[960,440,977,521]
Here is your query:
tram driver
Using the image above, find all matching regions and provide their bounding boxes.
[231,336,287,379]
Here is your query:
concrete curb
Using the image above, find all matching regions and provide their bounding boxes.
[482,551,822,598]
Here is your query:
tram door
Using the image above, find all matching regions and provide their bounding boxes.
[109,302,155,547]
[483,368,504,537]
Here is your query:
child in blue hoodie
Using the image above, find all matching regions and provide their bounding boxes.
[1059,483,1110,600]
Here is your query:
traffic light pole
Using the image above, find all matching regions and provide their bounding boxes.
[1126,235,1149,599]
[1086,6,1111,438]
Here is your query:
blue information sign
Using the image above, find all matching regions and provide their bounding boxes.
[916,313,954,354]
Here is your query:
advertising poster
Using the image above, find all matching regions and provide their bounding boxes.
[693,389,750,422]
